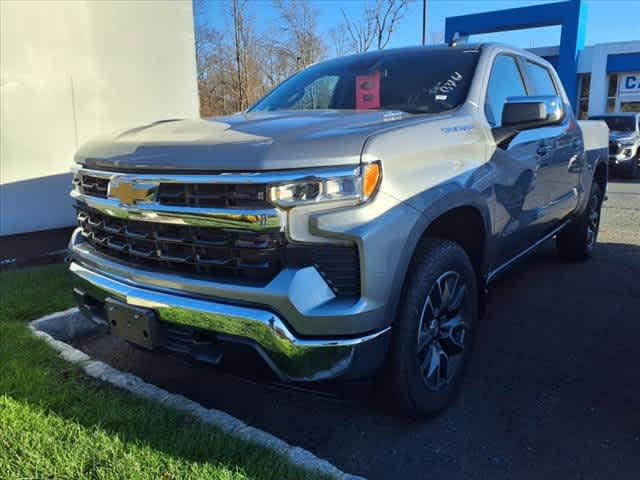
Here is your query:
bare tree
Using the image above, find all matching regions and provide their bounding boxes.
[224,0,264,111]
[258,29,292,89]
[273,0,325,73]
[231,0,245,110]
[194,0,228,115]
[373,0,410,49]
[229,0,258,111]
[341,5,376,53]
[328,24,353,58]
[194,0,264,115]
[341,0,411,53]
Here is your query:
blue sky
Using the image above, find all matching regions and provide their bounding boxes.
[199,0,640,53]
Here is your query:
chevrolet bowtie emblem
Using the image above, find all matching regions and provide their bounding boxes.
[108,178,157,205]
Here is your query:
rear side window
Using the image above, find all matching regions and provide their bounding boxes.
[524,61,558,95]
[485,55,527,127]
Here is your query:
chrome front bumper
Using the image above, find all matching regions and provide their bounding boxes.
[70,261,390,382]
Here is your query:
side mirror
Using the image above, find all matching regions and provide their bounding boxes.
[501,95,565,130]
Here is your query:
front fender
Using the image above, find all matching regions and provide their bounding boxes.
[383,182,493,323]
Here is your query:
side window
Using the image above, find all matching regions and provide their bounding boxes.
[485,55,527,127]
[524,61,558,96]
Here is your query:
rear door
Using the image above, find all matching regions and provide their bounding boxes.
[521,59,581,224]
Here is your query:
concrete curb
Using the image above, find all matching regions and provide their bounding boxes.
[30,309,365,480]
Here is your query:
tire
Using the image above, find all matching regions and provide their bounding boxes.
[556,182,603,261]
[621,152,639,179]
[628,153,640,179]
[388,238,478,416]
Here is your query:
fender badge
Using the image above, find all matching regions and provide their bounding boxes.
[441,125,474,134]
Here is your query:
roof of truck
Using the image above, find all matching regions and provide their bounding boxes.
[589,112,639,117]
[323,43,484,64]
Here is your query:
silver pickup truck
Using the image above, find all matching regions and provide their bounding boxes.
[68,43,609,415]
[589,112,640,179]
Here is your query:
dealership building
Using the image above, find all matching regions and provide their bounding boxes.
[532,41,640,119]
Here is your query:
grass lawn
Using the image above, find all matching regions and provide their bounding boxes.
[0,264,327,480]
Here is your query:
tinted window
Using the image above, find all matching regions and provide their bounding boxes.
[485,55,527,127]
[250,49,480,114]
[525,61,558,95]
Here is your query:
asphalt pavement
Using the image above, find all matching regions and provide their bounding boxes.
[72,177,640,480]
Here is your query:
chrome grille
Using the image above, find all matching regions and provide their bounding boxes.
[157,183,270,208]
[77,207,284,283]
[72,167,361,296]
[75,174,109,198]
[74,171,271,209]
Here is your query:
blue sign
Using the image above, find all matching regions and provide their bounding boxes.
[621,74,640,92]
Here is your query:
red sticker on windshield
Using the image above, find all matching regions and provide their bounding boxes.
[356,71,381,110]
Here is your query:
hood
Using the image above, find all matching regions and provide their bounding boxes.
[75,110,414,172]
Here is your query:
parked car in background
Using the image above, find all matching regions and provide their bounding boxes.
[68,43,609,416]
[589,112,640,179]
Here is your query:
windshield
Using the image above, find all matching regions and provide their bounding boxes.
[249,48,480,115]
[590,116,636,132]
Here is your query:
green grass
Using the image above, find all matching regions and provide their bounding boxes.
[0,265,327,480]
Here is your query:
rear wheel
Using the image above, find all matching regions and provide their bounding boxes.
[388,238,478,416]
[556,182,603,260]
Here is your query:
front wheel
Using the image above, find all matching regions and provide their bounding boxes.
[627,153,639,179]
[388,238,478,416]
[556,182,603,260]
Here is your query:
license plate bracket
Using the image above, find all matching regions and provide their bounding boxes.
[105,298,162,349]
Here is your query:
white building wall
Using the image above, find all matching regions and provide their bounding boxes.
[586,41,640,116]
[0,0,199,236]
[530,41,640,117]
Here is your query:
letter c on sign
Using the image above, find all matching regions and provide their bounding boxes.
[624,75,637,90]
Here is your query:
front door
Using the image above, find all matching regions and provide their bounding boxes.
[485,54,551,266]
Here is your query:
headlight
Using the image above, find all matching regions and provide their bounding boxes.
[268,162,381,208]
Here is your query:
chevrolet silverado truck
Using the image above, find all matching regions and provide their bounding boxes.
[589,112,640,179]
[68,43,609,415]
